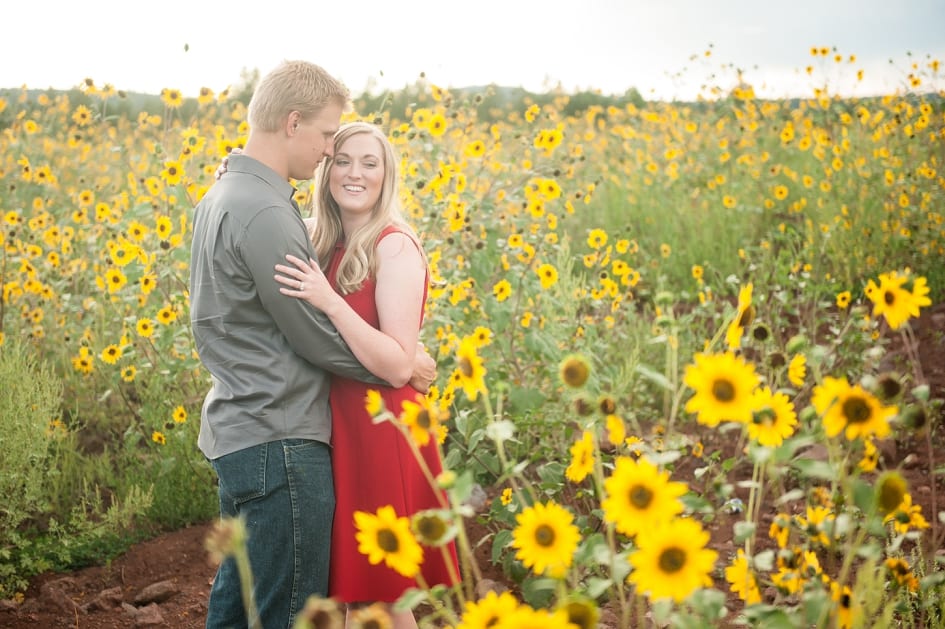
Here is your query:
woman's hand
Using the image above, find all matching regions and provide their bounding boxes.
[215,147,243,180]
[274,254,339,312]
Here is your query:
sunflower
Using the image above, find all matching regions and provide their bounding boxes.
[559,354,590,388]
[628,517,718,602]
[511,501,580,578]
[724,549,761,604]
[156,305,178,325]
[397,393,443,446]
[885,558,919,591]
[136,318,154,338]
[364,389,385,416]
[99,344,122,365]
[454,336,487,401]
[683,351,760,426]
[812,376,897,441]
[829,580,858,629]
[294,595,344,629]
[725,283,754,349]
[883,493,930,535]
[160,87,184,109]
[787,353,807,387]
[747,386,797,447]
[161,160,184,186]
[410,509,455,547]
[104,268,127,294]
[456,590,520,629]
[836,290,852,309]
[557,596,599,629]
[605,413,626,446]
[172,406,187,423]
[586,228,608,249]
[565,430,595,483]
[601,456,687,537]
[492,279,512,302]
[782,548,824,595]
[71,346,94,375]
[494,606,574,629]
[858,436,879,472]
[348,603,392,629]
[536,263,559,289]
[865,270,931,330]
[151,431,166,445]
[354,505,423,578]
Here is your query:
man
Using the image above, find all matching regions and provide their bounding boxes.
[189,60,434,629]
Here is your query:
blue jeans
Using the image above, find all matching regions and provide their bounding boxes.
[205,439,334,629]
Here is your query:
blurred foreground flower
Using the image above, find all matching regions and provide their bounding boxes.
[511,501,580,578]
[865,270,931,330]
[629,516,718,602]
[354,505,423,578]
[812,376,897,441]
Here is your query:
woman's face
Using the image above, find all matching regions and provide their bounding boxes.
[329,132,385,218]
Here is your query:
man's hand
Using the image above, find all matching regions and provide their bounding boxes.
[409,343,437,394]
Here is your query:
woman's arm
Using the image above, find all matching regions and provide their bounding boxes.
[274,232,426,388]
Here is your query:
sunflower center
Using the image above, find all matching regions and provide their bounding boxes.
[657,546,686,574]
[534,524,556,547]
[841,396,871,423]
[883,290,895,305]
[712,378,736,402]
[738,305,756,328]
[458,357,473,377]
[416,409,432,430]
[377,529,400,553]
[416,515,446,542]
[628,484,653,509]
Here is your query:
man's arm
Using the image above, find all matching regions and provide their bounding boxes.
[243,206,388,385]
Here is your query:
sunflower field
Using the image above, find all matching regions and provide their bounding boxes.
[1,48,944,628]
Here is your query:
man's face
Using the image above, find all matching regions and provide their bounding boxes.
[289,103,343,180]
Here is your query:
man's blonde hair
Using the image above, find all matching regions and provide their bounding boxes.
[247,60,350,133]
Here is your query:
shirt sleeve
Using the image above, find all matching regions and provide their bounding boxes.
[240,205,388,385]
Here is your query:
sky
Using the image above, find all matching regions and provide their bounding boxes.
[3,0,944,101]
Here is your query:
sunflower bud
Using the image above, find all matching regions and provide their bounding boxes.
[559,354,591,388]
[786,334,808,354]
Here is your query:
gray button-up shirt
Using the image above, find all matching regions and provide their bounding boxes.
[189,153,385,460]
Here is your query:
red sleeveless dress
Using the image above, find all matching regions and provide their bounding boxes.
[327,226,459,603]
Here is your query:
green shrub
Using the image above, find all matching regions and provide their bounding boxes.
[0,340,61,545]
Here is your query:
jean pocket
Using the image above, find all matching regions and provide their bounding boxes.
[212,443,268,505]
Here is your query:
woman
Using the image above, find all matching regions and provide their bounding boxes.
[274,121,458,627]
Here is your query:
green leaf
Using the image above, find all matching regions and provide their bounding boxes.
[392,587,427,611]
[585,577,613,599]
[491,529,512,564]
[733,520,756,544]
[521,576,556,608]
[791,458,837,480]
[634,364,673,391]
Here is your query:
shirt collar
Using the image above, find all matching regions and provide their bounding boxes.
[226,153,299,207]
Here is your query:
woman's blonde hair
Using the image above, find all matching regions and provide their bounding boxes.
[310,121,424,294]
[248,60,350,133]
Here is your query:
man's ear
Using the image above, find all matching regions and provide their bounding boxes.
[287,111,301,135]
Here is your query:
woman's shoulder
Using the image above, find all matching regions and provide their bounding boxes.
[375,224,425,265]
